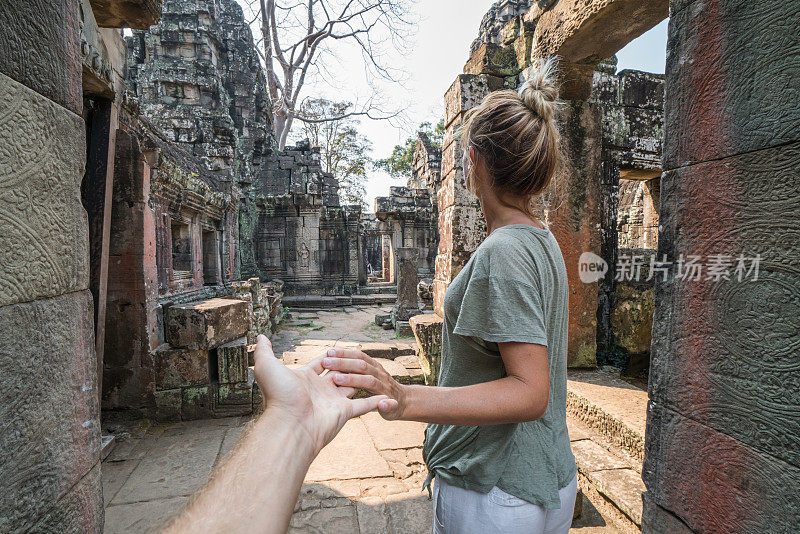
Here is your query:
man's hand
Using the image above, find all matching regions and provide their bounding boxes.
[253,335,387,455]
[319,348,407,420]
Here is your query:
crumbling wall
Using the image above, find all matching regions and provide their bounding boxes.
[126,0,273,180]
[374,186,438,280]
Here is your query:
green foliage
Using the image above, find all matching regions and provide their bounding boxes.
[299,99,373,208]
[375,118,445,180]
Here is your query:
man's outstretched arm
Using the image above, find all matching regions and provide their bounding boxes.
[164,335,386,534]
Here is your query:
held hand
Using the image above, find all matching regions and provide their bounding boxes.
[253,335,388,454]
[321,348,406,421]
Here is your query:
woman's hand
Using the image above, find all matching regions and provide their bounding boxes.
[253,335,388,455]
[321,348,407,420]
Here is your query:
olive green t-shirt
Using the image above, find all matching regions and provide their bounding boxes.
[422,224,576,509]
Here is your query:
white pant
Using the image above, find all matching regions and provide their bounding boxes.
[432,474,578,534]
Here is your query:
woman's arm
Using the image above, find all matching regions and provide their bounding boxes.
[322,342,550,425]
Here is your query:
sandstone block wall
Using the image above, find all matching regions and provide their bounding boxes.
[642,1,800,530]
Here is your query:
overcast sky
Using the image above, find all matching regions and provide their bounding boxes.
[238,1,668,208]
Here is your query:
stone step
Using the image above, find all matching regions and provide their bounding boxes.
[568,415,645,534]
[357,284,398,295]
[567,369,648,464]
[283,294,397,309]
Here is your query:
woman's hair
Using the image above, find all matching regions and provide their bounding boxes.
[460,58,562,202]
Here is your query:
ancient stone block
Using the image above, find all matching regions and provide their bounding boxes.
[0,73,89,307]
[166,298,251,349]
[89,0,163,30]
[410,314,443,386]
[643,402,800,532]
[181,386,216,421]
[217,337,249,384]
[0,0,82,114]
[215,380,254,418]
[444,74,504,128]
[0,291,101,531]
[153,346,209,390]
[463,43,520,78]
[26,463,103,533]
[611,283,654,355]
[663,0,800,170]
[154,388,182,422]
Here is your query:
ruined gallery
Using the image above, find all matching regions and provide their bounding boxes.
[0,0,797,532]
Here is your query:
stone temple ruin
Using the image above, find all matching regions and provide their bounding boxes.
[1,0,798,531]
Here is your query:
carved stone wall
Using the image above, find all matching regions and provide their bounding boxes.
[126,0,273,181]
[0,0,158,528]
[374,186,438,280]
[643,1,800,530]
[128,0,362,296]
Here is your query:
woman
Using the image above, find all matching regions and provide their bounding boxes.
[322,59,577,534]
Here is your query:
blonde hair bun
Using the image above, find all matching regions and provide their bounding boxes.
[518,58,559,122]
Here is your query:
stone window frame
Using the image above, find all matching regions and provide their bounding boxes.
[169,212,196,288]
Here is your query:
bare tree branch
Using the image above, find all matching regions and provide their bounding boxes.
[242,0,417,149]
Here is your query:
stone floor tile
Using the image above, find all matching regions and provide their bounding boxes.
[356,496,390,534]
[289,504,358,533]
[568,416,592,442]
[385,491,433,534]
[216,422,248,464]
[360,477,409,497]
[104,496,188,534]
[361,411,427,451]
[101,459,139,507]
[572,440,631,473]
[590,468,645,525]
[306,418,392,482]
[111,423,226,504]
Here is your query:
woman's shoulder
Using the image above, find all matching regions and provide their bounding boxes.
[473,226,546,280]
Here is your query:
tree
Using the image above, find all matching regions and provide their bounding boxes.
[242,0,415,150]
[300,98,373,208]
[374,118,444,180]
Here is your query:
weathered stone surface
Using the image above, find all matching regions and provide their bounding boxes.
[0,72,89,307]
[572,440,630,472]
[529,0,668,65]
[30,463,103,533]
[166,298,250,350]
[547,100,602,368]
[444,74,504,128]
[611,282,654,355]
[153,346,209,390]
[217,337,249,384]
[89,0,162,29]
[112,421,226,504]
[104,495,188,534]
[305,419,392,482]
[361,412,427,451]
[463,42,520,78]
[409,314,442,386]
[643,403,800,533]
[652,141,800,468]
[289,505,358,534]
[154,389,182,422]
[0,291,101,531]
[567,370,647,462]
[0,0,82,114]
[663,0,800,170]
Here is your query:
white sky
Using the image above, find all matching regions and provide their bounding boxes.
[237,1,669,208]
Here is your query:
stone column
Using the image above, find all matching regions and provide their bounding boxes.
[392,247,421,336]
[642,2,800,531]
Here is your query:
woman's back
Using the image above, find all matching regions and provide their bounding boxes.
[423,223,575,509]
